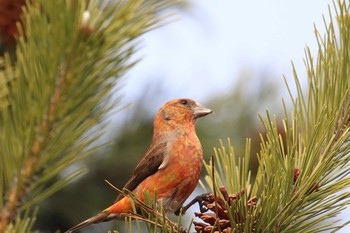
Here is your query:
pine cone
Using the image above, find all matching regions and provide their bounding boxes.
[0,0,25,45]
[193,187,257,233]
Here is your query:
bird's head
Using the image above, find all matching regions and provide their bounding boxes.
[155,98,212,128]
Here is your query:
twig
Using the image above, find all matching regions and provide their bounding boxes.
[104,179,128,197]
[0,63,65,232]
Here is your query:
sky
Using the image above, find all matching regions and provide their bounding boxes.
[114,0,350,231]
[121,0,333,107]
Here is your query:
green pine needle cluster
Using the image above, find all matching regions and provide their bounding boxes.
[200,0,350,232]
[0,0,172,232]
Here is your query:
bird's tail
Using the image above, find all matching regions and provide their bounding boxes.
[66,197,132,232]
[65,211,112,233]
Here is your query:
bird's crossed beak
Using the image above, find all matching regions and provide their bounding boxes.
[193,102,212,119]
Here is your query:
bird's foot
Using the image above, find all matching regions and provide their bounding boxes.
[175,193,212,215]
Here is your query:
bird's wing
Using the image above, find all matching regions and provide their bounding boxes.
[115,141,167,202]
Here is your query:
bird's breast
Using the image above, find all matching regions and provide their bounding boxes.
[161,133,203,205]
[168,132,203,172]
[134,131,204,213]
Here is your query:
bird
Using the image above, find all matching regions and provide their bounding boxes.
[66,98,212,233]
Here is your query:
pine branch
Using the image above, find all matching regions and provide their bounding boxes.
[198,0,350,232]
[0,61,71,229]
[0,0,174,232]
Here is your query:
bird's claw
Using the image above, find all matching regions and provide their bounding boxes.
[175,193,212,215]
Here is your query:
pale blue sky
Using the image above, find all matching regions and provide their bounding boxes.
[122,0,332,105]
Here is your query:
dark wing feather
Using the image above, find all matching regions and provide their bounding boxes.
[115,141,167,202]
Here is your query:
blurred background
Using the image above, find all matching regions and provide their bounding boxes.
[20,0,348,232]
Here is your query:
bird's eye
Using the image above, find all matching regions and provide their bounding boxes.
[181,99,187,105]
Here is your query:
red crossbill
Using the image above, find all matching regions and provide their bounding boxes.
[66,98,212,233]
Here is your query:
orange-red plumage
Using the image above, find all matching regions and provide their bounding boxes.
[66,98,212,233]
